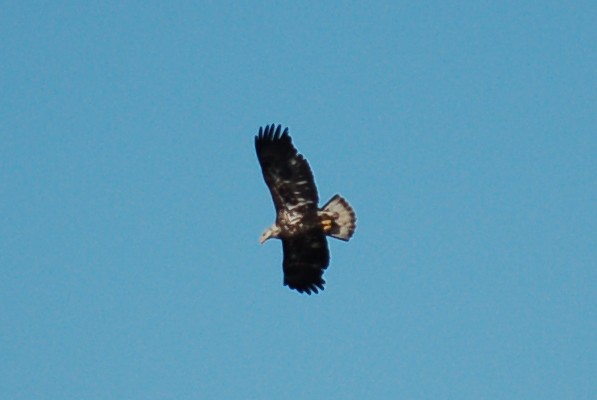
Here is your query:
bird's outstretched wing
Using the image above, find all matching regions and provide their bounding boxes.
[282,230,330,294]
[255,124,319,213]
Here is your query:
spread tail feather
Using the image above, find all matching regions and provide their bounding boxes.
[320,194,356,241]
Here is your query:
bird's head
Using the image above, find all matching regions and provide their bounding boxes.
[259,225,280,244]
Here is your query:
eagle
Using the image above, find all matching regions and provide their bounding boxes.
[255,124,356,294]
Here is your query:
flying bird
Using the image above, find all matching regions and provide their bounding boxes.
[255,124,356,294]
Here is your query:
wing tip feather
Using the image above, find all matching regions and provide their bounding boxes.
[286,280,326,295]
[255,123,290,142]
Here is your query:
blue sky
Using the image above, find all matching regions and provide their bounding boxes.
[1,1,596,399]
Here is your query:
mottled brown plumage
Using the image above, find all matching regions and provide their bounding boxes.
[255,124,356,294]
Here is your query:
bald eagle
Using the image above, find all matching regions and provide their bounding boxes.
[255,124,356,294]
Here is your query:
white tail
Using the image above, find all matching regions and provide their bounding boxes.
[320,194,356,241]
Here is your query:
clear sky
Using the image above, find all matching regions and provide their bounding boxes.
[2,1,596,399]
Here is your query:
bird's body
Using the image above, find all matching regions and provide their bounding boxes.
[255,124,356,294]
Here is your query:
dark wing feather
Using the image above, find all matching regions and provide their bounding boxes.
[282,230,329,294]
[255,124,319,212]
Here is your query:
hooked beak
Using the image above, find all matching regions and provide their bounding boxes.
[259,230,271,245]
